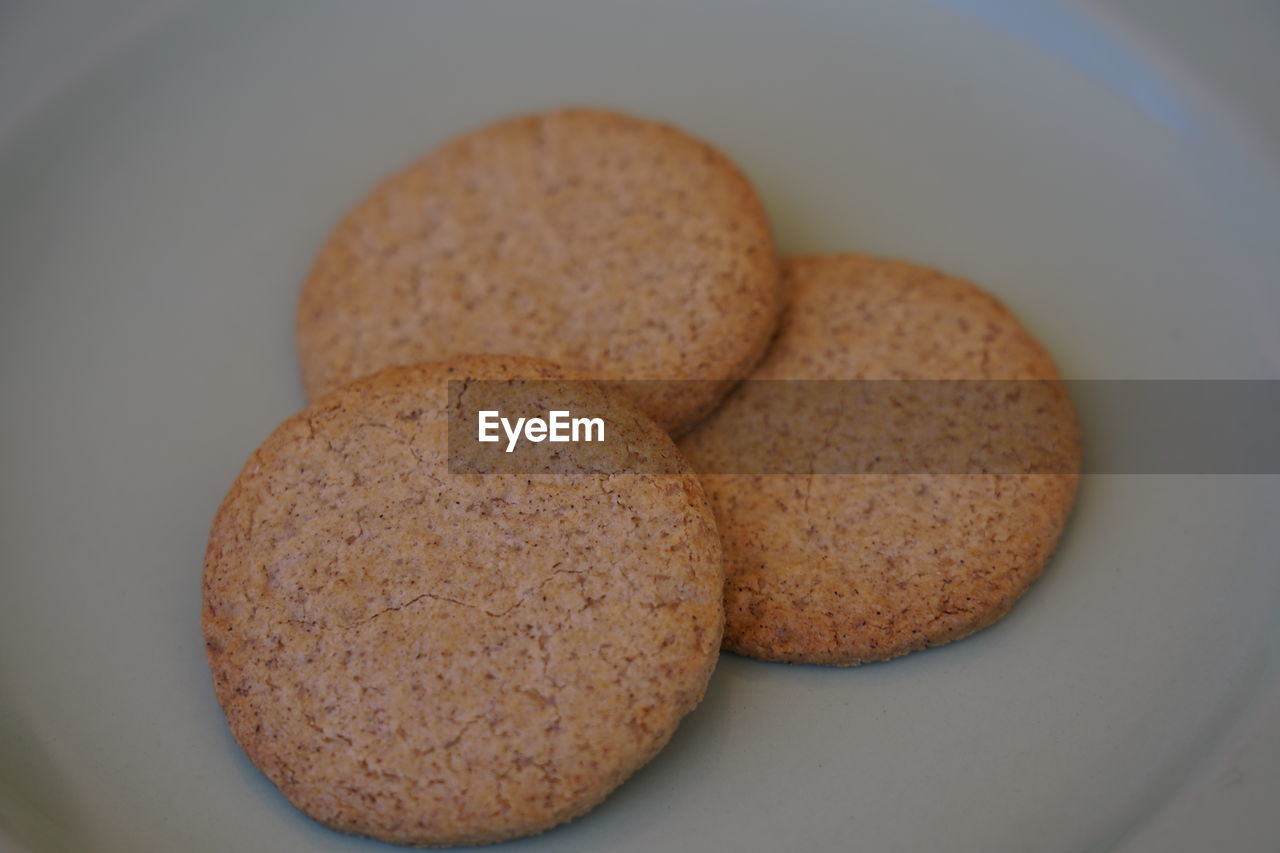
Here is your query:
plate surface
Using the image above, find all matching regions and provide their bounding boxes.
[2,1,1278,851]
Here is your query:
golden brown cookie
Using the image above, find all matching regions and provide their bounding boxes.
[202,355,723,846]
[679,255,1081,665]
[297,108,780,436]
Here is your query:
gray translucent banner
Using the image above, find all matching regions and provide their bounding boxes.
[446,380,1280,475]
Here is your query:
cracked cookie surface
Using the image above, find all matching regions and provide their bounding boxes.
[296,107,780,436]
[679,255,1081,665]
[202,355,723,845]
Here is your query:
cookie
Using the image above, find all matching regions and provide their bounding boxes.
[202,355,724,845]
[296,108,780,436]
[679,255,1081,665]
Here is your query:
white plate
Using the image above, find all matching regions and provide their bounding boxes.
[2,1,1278,851]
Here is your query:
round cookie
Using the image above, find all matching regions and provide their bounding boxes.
[297,108,780,436]
[679,255,1081,665]
[202,355,724,846]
